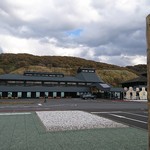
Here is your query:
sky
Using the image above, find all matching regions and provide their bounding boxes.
[0,0,149,66]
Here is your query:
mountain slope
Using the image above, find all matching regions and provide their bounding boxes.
[0,53,139,86]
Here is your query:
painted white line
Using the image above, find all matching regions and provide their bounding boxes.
[122,112,148,118]
[110,114,147,124]
[0,112,31,116]
[91,111,148,118]
[91,111,122,114]
[47,104,78,107]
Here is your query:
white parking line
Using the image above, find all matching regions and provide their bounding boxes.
[110,114,147,124]
[122,112,148,118]
[45,104,78,107]
[0,112,31,116]
[91,111,122,114]
[91,111,148,118]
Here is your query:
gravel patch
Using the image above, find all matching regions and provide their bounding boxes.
[36,111,128,132]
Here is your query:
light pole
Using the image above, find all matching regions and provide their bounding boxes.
[146,14,150,149]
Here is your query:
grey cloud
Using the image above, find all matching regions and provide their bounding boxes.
[75,17,146,58]
[0,47,3,53]
[0,0,81,39]
[93,46,122,57]
[0,0,149,66]
[105,56,132,67]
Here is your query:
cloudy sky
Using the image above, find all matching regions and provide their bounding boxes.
[0,0,149,66]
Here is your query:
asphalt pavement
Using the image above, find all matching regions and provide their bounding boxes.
[0,111,148,150]
[0,98,148,112]
[0,98,148,130]
[91,110,148,130]
[0,98,148,150]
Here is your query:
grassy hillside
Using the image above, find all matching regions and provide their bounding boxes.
[126,64,147,74]
[0,53,122,72]
[97,70,138,87]
[0,53,139,86]
[11,65,73,75]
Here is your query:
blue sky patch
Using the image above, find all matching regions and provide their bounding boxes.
[66,29,83,37]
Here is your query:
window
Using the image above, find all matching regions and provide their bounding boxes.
[67,82,76,86]
[44,82,58,86]
[0,81,7,85]
[82,70,88,72]
[86,83,92,85]
[26,81,34,85]
[15,81,24,84]
[7,81,16,84]
[60,82,66,85]
[78,83,85,85]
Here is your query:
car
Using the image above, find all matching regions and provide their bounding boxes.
[81,93,96,99]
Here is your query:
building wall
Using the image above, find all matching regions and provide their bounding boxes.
[124,87,147,100]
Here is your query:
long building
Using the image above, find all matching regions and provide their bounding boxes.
[0,68,123,99]
[121,72,147,100]
[121,72,147,90]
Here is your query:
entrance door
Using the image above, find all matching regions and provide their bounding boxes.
[61,92,64,98]
[18,92,22,98]
[31,92,36,98]
[22,92,27,98]
[36,92,40,98]
[2,92,8,98]
[27,92,31,98]
[8,92,12,98]
[53,92,57,98]
[12,92,17,98]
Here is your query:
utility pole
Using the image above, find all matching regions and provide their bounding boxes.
[146,14,150,150]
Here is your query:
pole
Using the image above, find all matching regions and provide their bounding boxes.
[146,14,150,150]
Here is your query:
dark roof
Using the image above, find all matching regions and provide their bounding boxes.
[91,83,111,91]
[24,71,64,77]
[0,70,103,83]
[122,76,147,84]
[0,86,90,92]
[134,85,147,88]
[0,74,82,82]
[76,72,103,83]
[110,87,124,92]
[0,67,104,83]
[77,68,95,73]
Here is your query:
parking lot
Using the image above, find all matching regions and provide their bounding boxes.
[91,110,148,130]
[0,98,148,150]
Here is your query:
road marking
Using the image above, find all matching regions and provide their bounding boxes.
[0,112,31,115]
[110,114,147,124]
[122,112,148,118]
[47,104,78,107]
[91,111,122,114]
[91,111,148,118]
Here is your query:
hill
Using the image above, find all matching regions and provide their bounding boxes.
[126,64,147,75]
[0,53,139,87]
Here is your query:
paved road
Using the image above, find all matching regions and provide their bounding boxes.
[0,98,148,130]
[0,98,147,112]
[91,110,148,130]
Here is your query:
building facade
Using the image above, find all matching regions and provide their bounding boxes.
[122,73,147,100]
[0,68,123,99]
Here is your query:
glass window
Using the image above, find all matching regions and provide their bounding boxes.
[78,83,85,85]
[67,82,76,85]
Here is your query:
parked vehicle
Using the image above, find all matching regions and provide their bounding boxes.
[81,93,96,99]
